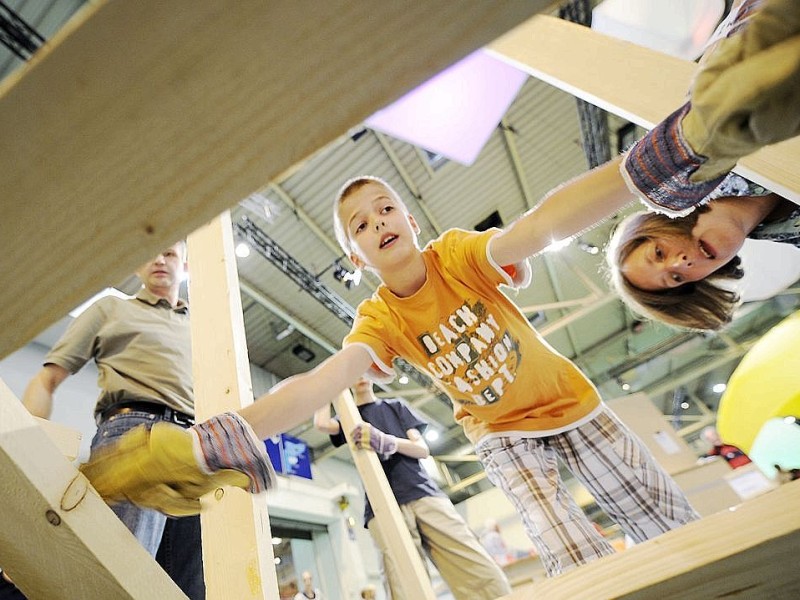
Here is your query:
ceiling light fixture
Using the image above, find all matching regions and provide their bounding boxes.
[332,260,361,289]
[275,323,295,341]
[235,242,251,258]
[292,344,316,363]
[577,239,600,255]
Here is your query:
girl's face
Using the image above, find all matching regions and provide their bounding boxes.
[621,209,746,291]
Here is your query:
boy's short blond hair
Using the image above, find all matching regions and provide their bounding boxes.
[332,175,406,256]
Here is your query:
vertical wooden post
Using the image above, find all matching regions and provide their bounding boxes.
[333,390,436,600]
[188,211,278,599]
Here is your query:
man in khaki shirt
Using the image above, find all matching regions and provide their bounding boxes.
[3,241,205,600]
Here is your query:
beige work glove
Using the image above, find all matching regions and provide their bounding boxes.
[687,0,800,180]
[622,0,800,216]
[81,412,275,516]
[351,422,398,460]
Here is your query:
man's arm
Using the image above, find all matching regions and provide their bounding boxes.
[490,156,636,267]
[313,405,342,435]
[396,428,430,460]
[22,364,70,419]
[240,344,373,439]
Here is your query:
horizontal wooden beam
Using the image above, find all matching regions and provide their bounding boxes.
[500,480,800,599]
[0,379,186,598]
[489,16,800,203]
[0,0,545,361]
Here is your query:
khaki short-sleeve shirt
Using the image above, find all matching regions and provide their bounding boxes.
[45,288,194,415]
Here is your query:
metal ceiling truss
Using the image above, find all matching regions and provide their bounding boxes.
[0,1,44,60]
[559,0,612,169]
[235,216,356,325]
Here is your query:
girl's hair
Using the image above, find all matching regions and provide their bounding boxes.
[606,208,744,330]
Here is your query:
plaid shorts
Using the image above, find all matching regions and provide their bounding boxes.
[476,407,700,576]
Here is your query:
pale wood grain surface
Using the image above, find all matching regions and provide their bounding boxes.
[0,378,187,599]
[0,0,544,361]
[189,212,278,599]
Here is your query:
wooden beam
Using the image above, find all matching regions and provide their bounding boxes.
[188,212,278,599]
[0,0,546,361]
[488,15,800,203]
[34,416,81,462]
[0,379,187,599]
[333,390,436,600]
[500,480,800,599]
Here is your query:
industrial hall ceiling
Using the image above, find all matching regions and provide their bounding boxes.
[4,0,798,504]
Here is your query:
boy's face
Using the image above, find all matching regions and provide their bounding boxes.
[338,182,420,273]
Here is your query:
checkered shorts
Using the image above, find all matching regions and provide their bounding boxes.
[476,407,700,576]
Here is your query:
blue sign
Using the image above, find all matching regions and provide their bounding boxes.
[264,433,312,480]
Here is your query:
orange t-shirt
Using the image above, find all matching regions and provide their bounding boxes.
[344,228,601,444]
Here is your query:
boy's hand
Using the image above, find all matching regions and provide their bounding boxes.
[351,423,398,458]
[81,412,275,516]
[622,0,800,216]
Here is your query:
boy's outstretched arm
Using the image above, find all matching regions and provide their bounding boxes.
[81,345,373,515]
[490,156,635,266]
[239,344,373,439]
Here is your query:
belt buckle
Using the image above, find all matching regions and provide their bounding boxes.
[168,408,193,427]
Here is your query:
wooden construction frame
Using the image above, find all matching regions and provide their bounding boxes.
[2,2,800,598]
[0,379,187,599]
[489,15,800,204]
[34,416,81,462]
[188,212,278,599]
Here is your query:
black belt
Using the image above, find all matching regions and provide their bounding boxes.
[96,401,195,427]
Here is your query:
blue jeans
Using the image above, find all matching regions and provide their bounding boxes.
[92,411,205,599]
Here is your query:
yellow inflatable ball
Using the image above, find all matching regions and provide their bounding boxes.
[717,310,800,454]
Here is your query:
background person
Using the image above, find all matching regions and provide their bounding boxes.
[6,242,206,599]
[293,570,323,600]
[314,379,510,600]
[699,425,752,469]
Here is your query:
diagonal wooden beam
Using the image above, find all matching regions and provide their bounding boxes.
[333,390,436,599]
[488,15,800,203]
[0,0,546,361]
[0,379,187,599]
[34,416,81,461]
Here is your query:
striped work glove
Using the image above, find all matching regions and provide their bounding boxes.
[351,423,398,459]
[81,412,275,516]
